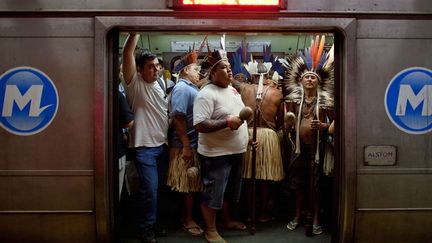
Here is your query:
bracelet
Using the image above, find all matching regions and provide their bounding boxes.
[227,115,231,128]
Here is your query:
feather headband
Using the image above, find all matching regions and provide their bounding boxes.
[281,35,334,109]
[173,35,209,74]
[200,34,228,77]
[173,50,198,73]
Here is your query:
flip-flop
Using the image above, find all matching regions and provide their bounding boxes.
[218,221,247,231]
[204,233,227,243]
[286,220,299,231]
[183,224,204,236]
[313,224,323,235]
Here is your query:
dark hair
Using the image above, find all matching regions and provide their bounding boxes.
[135,49,157,69]
[158,58,164,66]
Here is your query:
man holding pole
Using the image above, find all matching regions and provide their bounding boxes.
[122,33,169,243]
[282,36,334,236]
[231,47,285,229]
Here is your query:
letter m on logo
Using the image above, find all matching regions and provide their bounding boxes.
[2,85,53,117]
[396,85,432,116]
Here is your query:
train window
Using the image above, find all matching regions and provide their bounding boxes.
[114,31,338,243]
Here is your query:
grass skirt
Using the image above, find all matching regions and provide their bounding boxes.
[166,147,202,193]
[242,128,285,181]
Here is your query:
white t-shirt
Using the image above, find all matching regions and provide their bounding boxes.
[125,73,168,147]
[193,83,249,157]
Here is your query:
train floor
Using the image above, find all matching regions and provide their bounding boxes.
[118,180,334,243]
[120,219,331,243]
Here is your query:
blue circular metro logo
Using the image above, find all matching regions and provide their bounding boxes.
[0,67,59,136]
[384,67,432,135]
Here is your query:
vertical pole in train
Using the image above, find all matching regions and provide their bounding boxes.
[250,73,264,235]
[305,159,315,237]
[250,105,258,235]
[306,110,323,237]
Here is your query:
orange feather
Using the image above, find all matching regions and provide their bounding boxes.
[310,39,315,59]
[311,35,319,70]
[315,35,326,67]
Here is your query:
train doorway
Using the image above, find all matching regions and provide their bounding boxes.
[95,16,356,243]
[110,30,340,243]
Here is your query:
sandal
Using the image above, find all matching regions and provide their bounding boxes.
[286,220,299,231]
[313,224,323,235]
[183,224,204,236]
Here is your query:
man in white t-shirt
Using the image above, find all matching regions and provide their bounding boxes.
[193,48,249,243]
[122,33,168,243]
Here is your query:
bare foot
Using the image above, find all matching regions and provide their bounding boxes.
[204,230,226,243]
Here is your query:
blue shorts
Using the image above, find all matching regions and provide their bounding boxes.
[198,153,243,210]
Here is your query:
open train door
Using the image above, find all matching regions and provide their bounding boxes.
[94,13,357,242]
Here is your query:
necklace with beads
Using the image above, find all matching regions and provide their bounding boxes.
[302,97,317,119]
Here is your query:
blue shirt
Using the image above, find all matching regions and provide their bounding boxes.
[169,78,199,148]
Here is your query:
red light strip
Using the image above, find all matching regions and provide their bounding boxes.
[182,0,280,6]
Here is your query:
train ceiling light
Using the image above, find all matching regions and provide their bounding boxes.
[171,0,286,10]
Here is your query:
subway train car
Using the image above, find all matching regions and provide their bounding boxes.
[0,1,431,242]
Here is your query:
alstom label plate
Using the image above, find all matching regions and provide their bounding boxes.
[364,145,397,166]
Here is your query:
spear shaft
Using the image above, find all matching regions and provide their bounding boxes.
[250,73,264,235]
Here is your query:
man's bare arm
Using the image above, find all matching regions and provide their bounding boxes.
[173,115,193,163]
[195,116,243,133]
[194,118,227,133]
[173,115,190,148]
[122,120,134,129]
[122,33,139,85]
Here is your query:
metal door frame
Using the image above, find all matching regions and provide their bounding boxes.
[94,16,357,243]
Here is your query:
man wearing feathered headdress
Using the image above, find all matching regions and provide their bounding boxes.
[166,49,205,237]
[193,35,249,243]
[281,35,334,236]
[231,44,286,223]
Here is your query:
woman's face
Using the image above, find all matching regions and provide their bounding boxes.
[210,60,233,88]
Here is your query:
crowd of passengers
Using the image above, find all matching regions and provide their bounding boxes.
[118,33,335,243]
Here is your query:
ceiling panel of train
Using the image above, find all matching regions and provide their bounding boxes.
[117,32,334,72]
[1,0,431,13]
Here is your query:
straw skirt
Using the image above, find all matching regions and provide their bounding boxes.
[166,147,202,193]
[242,128,285,181]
